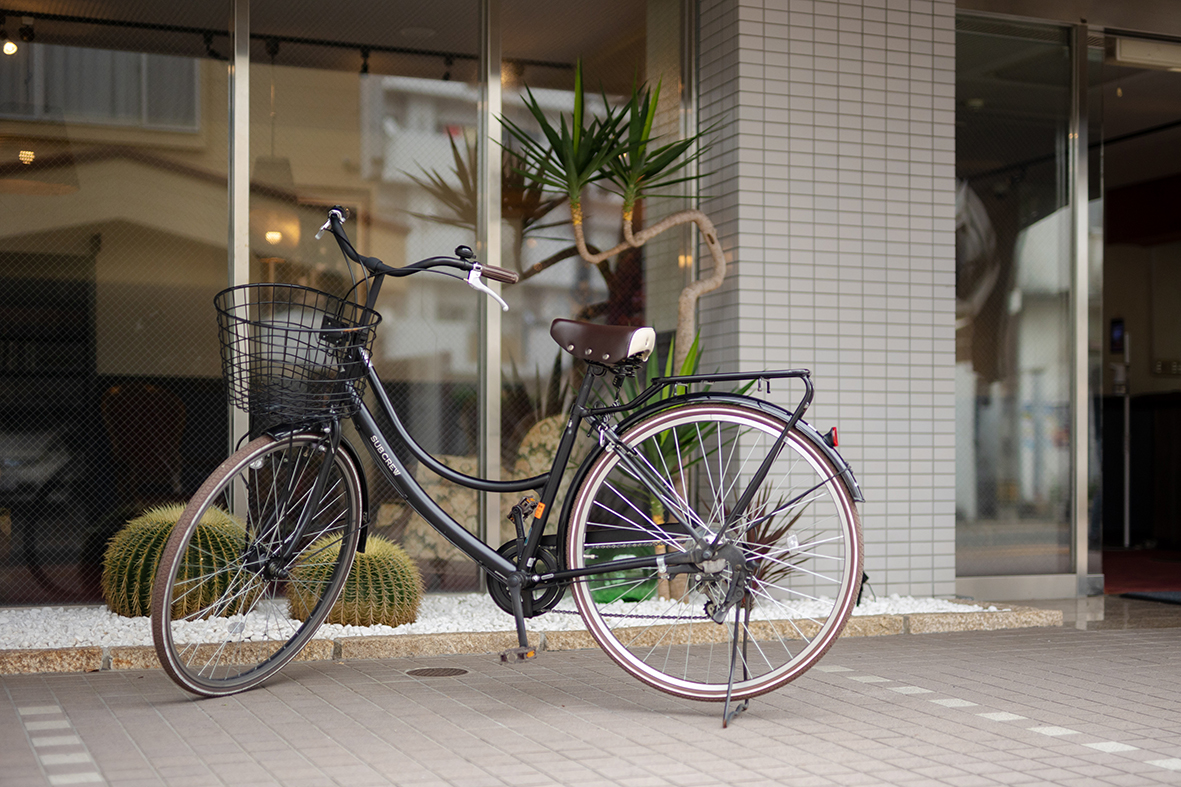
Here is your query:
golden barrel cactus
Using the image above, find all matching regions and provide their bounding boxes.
[288,534,423,627]
[101,504,253,619]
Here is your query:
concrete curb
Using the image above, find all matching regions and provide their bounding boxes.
[0,605,1062,676]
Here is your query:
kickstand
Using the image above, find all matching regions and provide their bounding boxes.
[721,595,751,727]
[500,579,537,663]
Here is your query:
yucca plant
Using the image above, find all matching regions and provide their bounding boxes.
[600,77,709,240]
[101,504,254,619]
[501,60,628,233]
[502,61,728,371]
[404,134,580,279]
[288,534,423,627]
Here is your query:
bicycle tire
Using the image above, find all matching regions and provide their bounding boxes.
[151,432,363,696]
[565,401,862,701]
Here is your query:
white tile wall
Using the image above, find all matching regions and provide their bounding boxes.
[697,0,957,596]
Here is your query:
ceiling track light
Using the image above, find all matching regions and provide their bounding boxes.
[0,8,572,75]
[203,32,226,61]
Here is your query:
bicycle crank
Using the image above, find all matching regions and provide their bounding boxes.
[486,541,565,617]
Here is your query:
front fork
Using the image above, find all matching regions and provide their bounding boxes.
[243,421,343,579]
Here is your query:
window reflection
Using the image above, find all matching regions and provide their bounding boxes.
[955,19,1073,576]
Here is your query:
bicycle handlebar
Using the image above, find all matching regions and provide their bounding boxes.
[317,207,519,308]
[480,263,519,284]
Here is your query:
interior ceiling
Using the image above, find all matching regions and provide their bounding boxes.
[958,25,1181,192]
[0,0,646,90]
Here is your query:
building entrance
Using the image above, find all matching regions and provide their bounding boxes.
[1099,37,1181,595]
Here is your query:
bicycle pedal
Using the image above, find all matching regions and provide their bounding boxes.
[499,646,537,662]
[508,496,539,521]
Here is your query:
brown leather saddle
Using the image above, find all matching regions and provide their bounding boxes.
[550,319,656,366]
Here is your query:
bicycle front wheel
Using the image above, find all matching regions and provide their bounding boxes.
[566,402,862,701]
[151,432,363,696]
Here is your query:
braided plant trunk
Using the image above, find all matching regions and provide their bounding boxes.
[571,203,727,372]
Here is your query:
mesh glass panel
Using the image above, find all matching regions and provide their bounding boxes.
[495,0,680,548]
[244,0,484,591]
[0,0,686,603]
[0,6,231,604]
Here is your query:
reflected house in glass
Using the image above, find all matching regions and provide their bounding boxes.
[0,31,232,604]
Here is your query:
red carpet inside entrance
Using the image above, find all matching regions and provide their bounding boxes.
[1103,550,1181,594]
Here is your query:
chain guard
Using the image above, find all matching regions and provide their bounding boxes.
[486,541,565,617]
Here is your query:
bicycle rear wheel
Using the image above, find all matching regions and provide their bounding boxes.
[151,432,363,696]
[566,402,862,701]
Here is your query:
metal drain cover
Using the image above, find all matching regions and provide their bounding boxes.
[406,667,468,678]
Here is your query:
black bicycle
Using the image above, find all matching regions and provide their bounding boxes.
[150,207,864,723]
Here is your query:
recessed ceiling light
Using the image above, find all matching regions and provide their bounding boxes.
[399,27,436,40]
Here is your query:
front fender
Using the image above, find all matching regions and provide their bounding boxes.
[335,436,372,553]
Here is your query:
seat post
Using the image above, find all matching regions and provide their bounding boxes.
[516,365,605,560]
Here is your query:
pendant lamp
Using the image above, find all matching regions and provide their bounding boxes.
[0,105,79,195]
[249,39,300,254]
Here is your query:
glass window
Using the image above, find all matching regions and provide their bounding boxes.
[498,0,685,547]
[0,0,689,604]
[955,17,1074,576]
[0,9,230,605]
[245,0,485,591]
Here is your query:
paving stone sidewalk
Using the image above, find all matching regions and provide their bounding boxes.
[3,618,1180,786]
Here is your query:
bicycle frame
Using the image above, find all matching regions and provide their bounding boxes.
[347,348,604,585]
[311,208,863,596]
[342,347,844,594]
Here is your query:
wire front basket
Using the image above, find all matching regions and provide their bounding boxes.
[216,283,381,423]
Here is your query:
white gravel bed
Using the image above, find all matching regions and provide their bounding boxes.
[0,593,1003,651]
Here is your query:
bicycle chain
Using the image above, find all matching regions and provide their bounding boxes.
[546,607,710,621]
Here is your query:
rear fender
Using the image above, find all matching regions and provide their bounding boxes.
[555,393,863,553]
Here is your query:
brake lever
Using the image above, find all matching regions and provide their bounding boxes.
[466,265,510,312]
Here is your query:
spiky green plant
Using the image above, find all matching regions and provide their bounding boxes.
[404,133,570,241]
[500,59,627,234]
[101,504,251,619]
[404,133,585,280]
[288,534,423,627]
[741,490,807,588]
[503,61,728,373]
[600,77,710,226]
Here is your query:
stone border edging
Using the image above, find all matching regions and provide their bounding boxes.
[0,606,1062,676]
